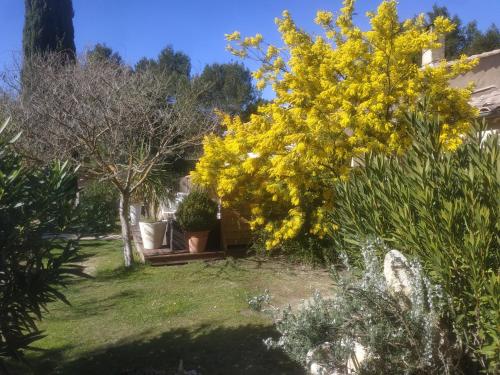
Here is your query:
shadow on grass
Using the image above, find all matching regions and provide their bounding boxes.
[78,240,114,250]
[3,344,72,375]
[193,257,250,281]
[29,324,304,375]
[94,263,148,282]
[52,290,142,321]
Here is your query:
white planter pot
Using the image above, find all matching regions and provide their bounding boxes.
[139,221,167,250]
[130,203,142,226]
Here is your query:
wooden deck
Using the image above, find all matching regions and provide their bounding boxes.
[131,224,226,266]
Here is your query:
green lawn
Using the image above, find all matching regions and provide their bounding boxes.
[9,240,333,375]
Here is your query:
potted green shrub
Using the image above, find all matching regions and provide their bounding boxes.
[176,190,218,253]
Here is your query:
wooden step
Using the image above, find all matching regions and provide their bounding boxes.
[147,250,226,266]
[132,224,227,266]
[149,256,226,266]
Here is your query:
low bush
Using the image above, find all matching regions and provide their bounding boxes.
[176,190,218,232]
[328,108,499,372]
[247,289,271,312]
[265,241,463,374]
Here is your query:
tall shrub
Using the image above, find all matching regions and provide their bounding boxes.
[0,119,83,366]
[23,0,76,60]
[22,0,76,93]
[193,0,477,249]
[329,109,499,372]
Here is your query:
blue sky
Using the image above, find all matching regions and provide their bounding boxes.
[1,0,499,97]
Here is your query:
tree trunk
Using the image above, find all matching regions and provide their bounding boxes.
[119,192,134,267]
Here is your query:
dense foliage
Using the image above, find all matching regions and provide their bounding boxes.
[328,109,499,372]
[467,23,500,56]
[193,0,477,249]
[86,43,123,66]
[135,46,191,84]
[0,119,83,364]
[23,0,76,60]
[135,49,259,117]
[77,180,118,235]
[176,191,218,232]
[134,45,193,98]
[264,241,463,374]
[195,62,257,115]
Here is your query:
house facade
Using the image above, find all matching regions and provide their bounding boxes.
[451,49,500,130]
[423,42,500,130]
[450,49,500,130]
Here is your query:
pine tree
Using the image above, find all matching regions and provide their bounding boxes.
[87,43,123,65]
[465,23,500,56]
[426,5,466,59]
[23,0,76,61]
[135,45,191,94]
[195,63,256,115]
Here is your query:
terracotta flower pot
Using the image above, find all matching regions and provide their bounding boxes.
[139,221,167,250]
[186,230,210,253]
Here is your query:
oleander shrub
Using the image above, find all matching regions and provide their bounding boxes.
[0,119,84,365]
[176,190,217,232]
[265,240,463,374]
[328,108,499,372]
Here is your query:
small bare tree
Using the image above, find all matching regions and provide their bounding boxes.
[7,53,214,267]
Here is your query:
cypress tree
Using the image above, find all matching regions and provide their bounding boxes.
[23,0,76,61]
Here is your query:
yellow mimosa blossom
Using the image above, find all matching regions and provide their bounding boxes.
[315,10,334,26]
[193,0,477,249]
[225,31,241,41]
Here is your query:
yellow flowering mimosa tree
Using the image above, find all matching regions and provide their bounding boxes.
[193,0,477,249]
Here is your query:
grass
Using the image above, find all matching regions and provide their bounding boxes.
[8,240,333,375]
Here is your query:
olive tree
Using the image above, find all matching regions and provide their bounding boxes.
[9,54,214,267]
